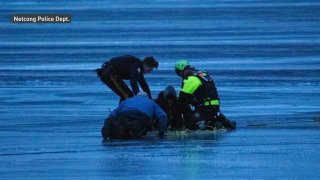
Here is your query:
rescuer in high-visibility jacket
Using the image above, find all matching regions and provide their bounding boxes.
[175,60,236,130]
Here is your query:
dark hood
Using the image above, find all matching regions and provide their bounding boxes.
[163,85,177,100]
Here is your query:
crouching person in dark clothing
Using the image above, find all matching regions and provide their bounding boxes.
[101,92,167,139]
[96,55,158,104]
[155,85,195,130]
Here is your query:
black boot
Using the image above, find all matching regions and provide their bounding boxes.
[218,113,236,130]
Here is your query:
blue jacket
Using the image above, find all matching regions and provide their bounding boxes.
[110,95,167,134]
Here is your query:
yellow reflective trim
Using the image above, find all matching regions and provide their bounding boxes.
[204,99,220,106]
[181,76,202,94]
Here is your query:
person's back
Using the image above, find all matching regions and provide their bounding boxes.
[101,93,167,139]
[108,55,142,79]
[112,95,166,124]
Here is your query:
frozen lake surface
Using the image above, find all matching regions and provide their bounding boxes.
[1,0,320,179]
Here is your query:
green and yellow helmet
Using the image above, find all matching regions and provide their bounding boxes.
[175,60,190,76]
[175,60,190,71]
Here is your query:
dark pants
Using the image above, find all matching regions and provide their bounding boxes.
[96,62,134,103]
[198,105,236,130]
[101,110,150,139]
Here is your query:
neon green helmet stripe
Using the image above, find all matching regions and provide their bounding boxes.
[181,76,202,94]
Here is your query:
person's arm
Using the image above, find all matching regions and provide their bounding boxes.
[129,64,141,95]
[177,91,198,130]
[177,91,192,106]
[178,76,201,130]
[138,75,152,99]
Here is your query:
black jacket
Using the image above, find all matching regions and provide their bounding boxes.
[155,86,187,129]
[108,55,151,97]
[178,67,219,107]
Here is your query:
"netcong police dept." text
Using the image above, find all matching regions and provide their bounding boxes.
[11,14,71,23]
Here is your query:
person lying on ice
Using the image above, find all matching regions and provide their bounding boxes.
[96,55,158,104]
[174,60,236,130]
[155,85,194,130]
[101,92,167,139]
